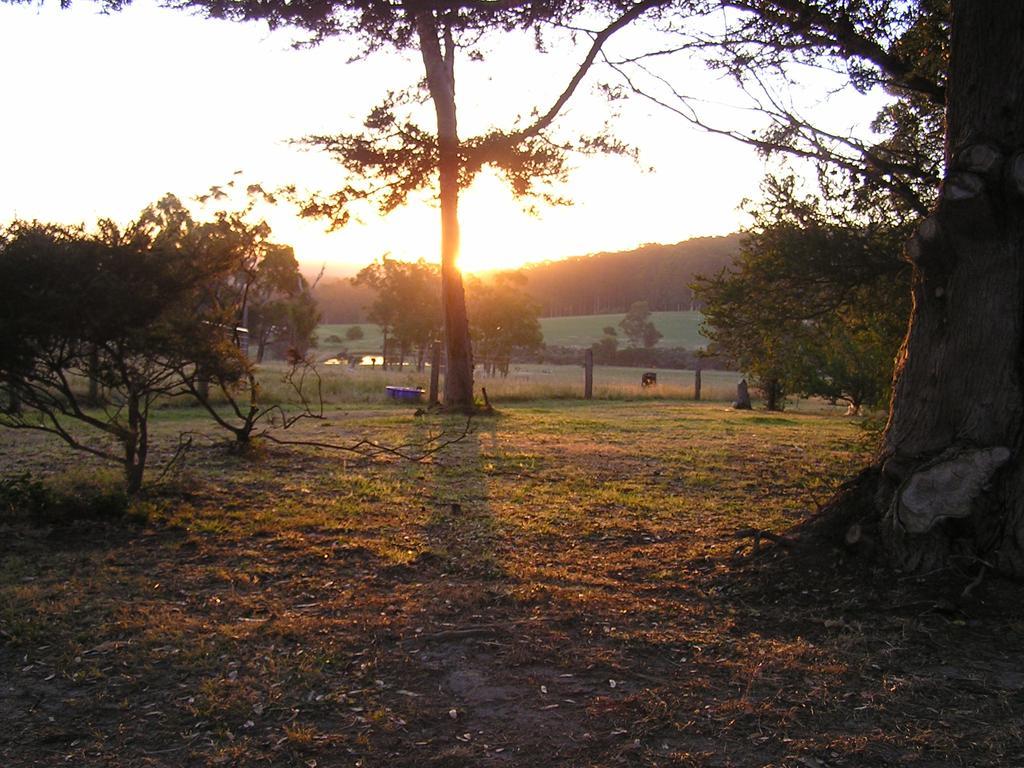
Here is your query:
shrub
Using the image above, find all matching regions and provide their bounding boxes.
[0,470,131,525]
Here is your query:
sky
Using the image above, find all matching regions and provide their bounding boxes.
[0,1,885,276]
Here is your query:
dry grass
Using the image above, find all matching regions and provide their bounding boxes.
[259,360,744,405]
[1,401,1021,767]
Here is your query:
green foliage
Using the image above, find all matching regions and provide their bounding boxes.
[345,325,364,341]
[237,233,320,362]
[467,272,544,376]
[619,301,662,349]
[696,177,911,412]
[0,473,48,520]
[352,257,441,368]
[0,196,255,491]
[590,333,619,364]
[0,471,129,524]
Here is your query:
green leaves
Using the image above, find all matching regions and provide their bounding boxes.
[695,178,910,410]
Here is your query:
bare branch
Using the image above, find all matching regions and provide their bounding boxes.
[509,0,669,144]
[604,56,935,216]
[259,417,474,463]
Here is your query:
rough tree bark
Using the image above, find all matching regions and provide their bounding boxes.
[414,8,475,412]
[876,0,1024,576]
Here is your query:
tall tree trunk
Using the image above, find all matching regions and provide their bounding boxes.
[877,0,1024,576]
[256,331,268,364]
[414,9,475,411]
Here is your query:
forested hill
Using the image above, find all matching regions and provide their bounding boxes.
[513,234,741,317]
[314,278,376,324]
[312,233,742,323]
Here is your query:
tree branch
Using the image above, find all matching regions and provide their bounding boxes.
[258,417,474,462]
[509,0,668,144]
[724,0,945,104]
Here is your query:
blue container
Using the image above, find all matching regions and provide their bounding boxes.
[385,386,425,403]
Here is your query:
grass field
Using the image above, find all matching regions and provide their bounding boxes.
[265,361,744,405]
[2,398,1022,767]
[537,310,707,349]
[316,310,708,357]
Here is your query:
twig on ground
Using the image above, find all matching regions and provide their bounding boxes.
[731,527,797,556]
[259,416,474,463]
[408,626,503,642]
[153,432,195,484]
[961,563,988,599]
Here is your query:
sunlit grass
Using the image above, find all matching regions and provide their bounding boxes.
[254,360,743,405]
[2,400,1016,767]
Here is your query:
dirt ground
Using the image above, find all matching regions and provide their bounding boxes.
[1,401,1022,767]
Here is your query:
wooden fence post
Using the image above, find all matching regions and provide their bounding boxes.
[584,348,594,400]
[428,340,441,407]
[694,366,702,401]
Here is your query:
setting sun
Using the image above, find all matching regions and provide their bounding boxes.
[0,3,765,278]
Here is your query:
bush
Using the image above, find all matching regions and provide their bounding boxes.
[0,473,49,519]
[0,471,131,525]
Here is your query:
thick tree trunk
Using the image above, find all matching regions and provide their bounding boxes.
[763,378,783,412]
[414,9,475,411]
[877,1,1024,576]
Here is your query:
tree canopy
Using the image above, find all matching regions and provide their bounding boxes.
[619,300,662,349]
[0,196,249,491]
[352,256,441,370]
[697,177,911,411]
[467,271,544,376]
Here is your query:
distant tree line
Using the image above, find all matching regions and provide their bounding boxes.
[349,257,543,376]
[519,235,740,316]
[312,234,740,323]
[314,278,376,324]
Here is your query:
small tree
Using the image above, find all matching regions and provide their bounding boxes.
[619,301,662,349]
[591,333,619,365]
[353,257,441,371]
[696,178,910,413]
[467,272,543,377]
[345,325,364,341]
[0,198,243,493]
[150,207,322,445]
[228,232,321,363]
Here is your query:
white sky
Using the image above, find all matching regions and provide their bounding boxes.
[0,1,886,275]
